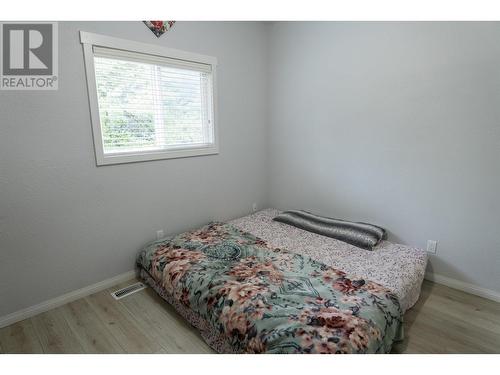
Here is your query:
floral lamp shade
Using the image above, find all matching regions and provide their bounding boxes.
[143,21,176,37]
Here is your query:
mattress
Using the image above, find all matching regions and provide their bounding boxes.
[229,209,427,311]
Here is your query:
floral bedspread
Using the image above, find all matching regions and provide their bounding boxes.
[137,223,403,354]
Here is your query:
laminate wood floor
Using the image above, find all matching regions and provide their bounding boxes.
[1,279,499,354]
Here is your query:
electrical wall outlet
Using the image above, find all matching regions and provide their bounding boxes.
[426,240,437,254]
[156,230,165,240]
[252,203,258,212]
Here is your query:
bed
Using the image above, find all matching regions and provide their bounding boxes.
[230,209,428,312]
[136,209,427,354]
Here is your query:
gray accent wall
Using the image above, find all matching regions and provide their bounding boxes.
[0,22,269,316]
[267,22,500,293]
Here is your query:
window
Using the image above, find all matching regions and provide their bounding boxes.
[81,32,218,165]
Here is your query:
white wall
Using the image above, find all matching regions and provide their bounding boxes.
[0,21,269,316]
[267,22,500,293]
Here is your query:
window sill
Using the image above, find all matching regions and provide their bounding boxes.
[95,146,219,166]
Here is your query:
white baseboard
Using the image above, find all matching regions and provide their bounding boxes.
[0,270,137,329]
[425,272,500,303]
[2,269,497,330]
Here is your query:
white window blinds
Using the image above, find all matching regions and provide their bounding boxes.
[92,46,215,156]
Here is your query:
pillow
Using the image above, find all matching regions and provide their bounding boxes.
[273,210,385,250]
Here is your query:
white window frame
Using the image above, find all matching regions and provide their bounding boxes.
[80,31,219,166]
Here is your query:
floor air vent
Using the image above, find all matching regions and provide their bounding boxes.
[111,282,146,300]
